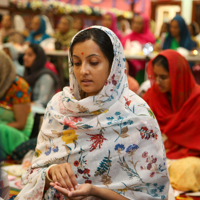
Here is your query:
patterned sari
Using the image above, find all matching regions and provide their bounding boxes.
[16,26,169,200]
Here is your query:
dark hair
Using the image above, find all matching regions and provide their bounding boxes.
[152,55,169,72]
[70,28,114,67]
[29,44,41,55]
[190,23,198,36]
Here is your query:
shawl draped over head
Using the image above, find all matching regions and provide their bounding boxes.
[103,12,122,41]
[120,19,132,37]
[53,16,78,47]
[26,16,50,44]
[163,15,197,51]
[143,49,200,159]
[23,44,59,91]
[17,26,169,200]
[0,50,16,99]
[2,43,25,76]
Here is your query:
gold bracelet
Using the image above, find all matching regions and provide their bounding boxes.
[46,164,57,182]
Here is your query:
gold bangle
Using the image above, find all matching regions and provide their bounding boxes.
[46,164,57,182]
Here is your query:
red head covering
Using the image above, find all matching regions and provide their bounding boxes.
[143,49,200,159]
[103,12,122,41]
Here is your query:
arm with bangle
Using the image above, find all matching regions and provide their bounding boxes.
[45,163,129,200]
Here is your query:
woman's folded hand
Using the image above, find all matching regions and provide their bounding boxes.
[50,163,78,191]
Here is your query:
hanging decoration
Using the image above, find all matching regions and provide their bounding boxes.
[9,0,133,19]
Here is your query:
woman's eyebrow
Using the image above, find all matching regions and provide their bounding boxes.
[72,55,79,58]
[72,54,100,58]
[86,54,100,58]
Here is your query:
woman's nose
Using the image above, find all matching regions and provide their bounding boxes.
[80,63,89,75]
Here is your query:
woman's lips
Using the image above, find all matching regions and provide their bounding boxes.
[81,80,93,85]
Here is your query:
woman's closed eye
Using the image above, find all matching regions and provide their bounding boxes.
[90,62,99,66]
[74,62,81,66]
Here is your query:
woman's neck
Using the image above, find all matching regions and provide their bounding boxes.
[174,35,180,42]
[34,34,43,40]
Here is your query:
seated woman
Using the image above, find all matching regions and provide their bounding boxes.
[120,19,132,38]
[143,49,200,159]
[102,12,122,41]
[72,17,84,32]
[0,14,24,45]
[2,43,25,76]
[188,21,200,47]
[25,15,50,45]
[23,44,59,107]
[17,26,169,200]
[53,16,77,50]
[122,14,156,78]
[0,51,34,160]
[163,15,197,51]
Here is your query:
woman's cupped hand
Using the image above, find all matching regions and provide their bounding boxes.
[50,182,93,200]
[49,163,93,199]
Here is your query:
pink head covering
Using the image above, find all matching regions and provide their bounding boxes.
[103,12,122,41]
[122,14,156,45]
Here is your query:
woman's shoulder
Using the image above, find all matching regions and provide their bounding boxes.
[36,74,55,86]
[3,76,31,104]
[11,76,30,91]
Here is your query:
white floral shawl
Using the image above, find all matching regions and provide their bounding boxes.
[16,26,169,200]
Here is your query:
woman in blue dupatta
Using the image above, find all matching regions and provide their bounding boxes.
[25,15,50,45]
[163,15,197,51]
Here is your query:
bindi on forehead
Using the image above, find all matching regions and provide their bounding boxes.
[81,52,84,55]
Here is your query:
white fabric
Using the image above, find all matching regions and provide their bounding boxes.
[16,26,169,200]
[14,15,25,32]
[0,169,9,200]
[42,15,54,35]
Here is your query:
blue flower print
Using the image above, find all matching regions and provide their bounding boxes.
[115,112,121,116]
[157,185,165,192]
[16,91,23,98]
[45,146,51,156]
[115,144,125,154]
[126,144,139,152]
[150,189,157,194]
[48,119,53,124]
[161,195,166,200]
[106,117,114,121]
[53,146,59,152]
[126,144,139,156]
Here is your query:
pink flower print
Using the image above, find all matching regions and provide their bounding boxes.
[70,117,82,123]
[111,74,117,86]
[140,166,143,170]
[85,180,92,184]
[146,158,149,162]
[84,168,90,174]
[150,171,156,177]
[147,163,152,170]
[152,157,157,163]
[142,151,148,158]
[62,118,77,129]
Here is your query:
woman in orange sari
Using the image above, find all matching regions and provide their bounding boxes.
[143,49,200,159]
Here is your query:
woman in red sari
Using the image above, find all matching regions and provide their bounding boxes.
[143,49,200,159]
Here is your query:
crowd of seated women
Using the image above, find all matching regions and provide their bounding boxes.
[0,10,200,199]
